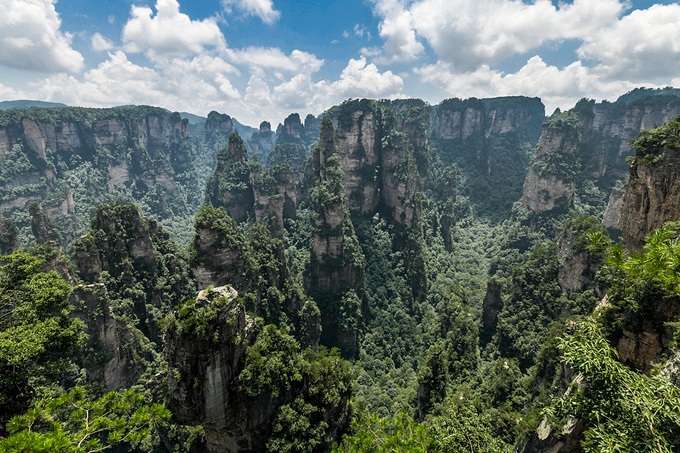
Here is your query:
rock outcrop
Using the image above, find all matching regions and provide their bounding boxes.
[248,121,276,161]
[253,163,297,237]
[619,121,680,249]
[205,132,255,223]
[432,96,545,217]
[69,284,147,390]
[74,201,195,343]
[0,106,196,243]
[0,213,20,255]
[306,117,364,352]
[166,285,351,452]
[522,95,680,216]
[190,207,252,292]
[166,286,261,452]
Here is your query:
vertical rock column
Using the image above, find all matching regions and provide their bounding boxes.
[305,117,364,353]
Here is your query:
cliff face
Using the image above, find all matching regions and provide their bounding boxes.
[306,117,364,351]
[74,201,195,343]
[266,113,319,171]
[69,284,147,390]
[205,132,254,223]
[166,286,263,452]
[431,96,545,218]
[619,148,680,250]
[521,96,680,218]
[0,106,197,243]
[190,207,251,291]
[166,286,351,452]
[329,99,429,227]
[253,163,297,237]
[248,121,276,161]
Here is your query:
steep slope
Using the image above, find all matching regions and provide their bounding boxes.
[0,106,199,244]
[522,95,680,225]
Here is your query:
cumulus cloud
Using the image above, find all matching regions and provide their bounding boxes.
[371,0,424,63]
[577,4,680,80]
[33,50,242,116]
[331,57,404,98]
[371,0,626,68]
[0,0,83,73]
[122,0,226,60]
[91,33,115,52]
[221,0,280,24]
[415,56,634,113]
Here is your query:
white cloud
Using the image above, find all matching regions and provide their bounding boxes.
[371,0,626,68]
[225,47,324,74]
[415,56,634,113]
[33,50,243,116]
[331,57,404,99]
[371,0,424,63]
[122,0,226,60]
[578,4,680,80]
[221,0,280,24]
[91,33,114,52]
[0,0,83,72]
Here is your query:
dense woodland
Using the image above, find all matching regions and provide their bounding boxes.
[2,88,680,452]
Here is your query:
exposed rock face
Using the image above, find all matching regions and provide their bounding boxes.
[205,132,254,222]
[522,96,680,215]
[619,151,680,250]
[248,121,276,161]
[253,163,297,237]
[0,106,195,242]
[266,113,319,172]
[521,111,581,212]
[330,99,429,227]
[616,295,680,374]
[601,189,624,229]
[165,286,263,452]
[73,201,194,343]
[306,117,364,351]
[28,201,62,245]
[555,223,603,297]
[518,417,585,453]
[166,285,350,452]
[431,96,544,217]
[69,284,146,390]
[190,209,251,291]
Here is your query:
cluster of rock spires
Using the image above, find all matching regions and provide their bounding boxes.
[3,89,680,452]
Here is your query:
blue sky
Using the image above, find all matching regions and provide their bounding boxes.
[1,0,679,126]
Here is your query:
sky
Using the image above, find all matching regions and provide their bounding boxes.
[0,0,679,126]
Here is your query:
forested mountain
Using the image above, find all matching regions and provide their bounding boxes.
[3,88,680,452]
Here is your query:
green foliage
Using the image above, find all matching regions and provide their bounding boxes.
[605,223,680,313]
[549,320,680,453]
[241,324,304,398]
[0,251,85,423]
[631,115,680,165]
[0,387,170,453]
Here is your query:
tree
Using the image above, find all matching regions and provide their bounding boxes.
[549,320,680,453]
[0,251,84,426]
[0,387,170,452]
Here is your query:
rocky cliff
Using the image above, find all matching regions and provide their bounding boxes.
[306,117,364,351]
[69,283,148,390]
[619,116,680,249]
[266,113,319,172]
[166,285,351,452]
[0,106,197,244]
[74,201,195,343]
[431,96,544,218]
[205,132,254,222]
[522,95,680,220]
